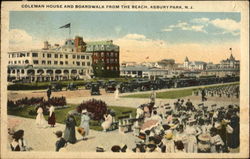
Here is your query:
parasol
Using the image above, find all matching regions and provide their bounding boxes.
[140,119,159,132]
[198,133,211,142]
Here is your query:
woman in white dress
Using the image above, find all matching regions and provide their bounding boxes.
[35,106,47,128]
[114,88,119,100]
[101,112,113,132]
[185,118,201,153]
[162,130,175,153]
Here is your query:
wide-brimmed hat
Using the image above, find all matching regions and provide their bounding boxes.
[164,130,173,139]
[82,109,87,113]
[54,130,63,137]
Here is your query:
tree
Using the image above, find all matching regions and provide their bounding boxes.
[92,60,105,77]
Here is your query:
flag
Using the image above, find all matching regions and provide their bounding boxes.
[59,23,71,29]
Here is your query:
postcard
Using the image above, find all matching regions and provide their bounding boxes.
[1,1,249,158]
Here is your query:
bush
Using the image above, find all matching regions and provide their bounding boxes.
[48,97,66,107]
[76,99,107,120]
[7,100,17,109]
[28,109,37,116]
[15,97,44,106]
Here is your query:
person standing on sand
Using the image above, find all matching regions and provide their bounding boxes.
[35,106,47,128]
[47,86,52,100]
[64,113,77,144]
[150,90,156,104]
[114,87,119,100]
[48,105,56,127]
[54,131,67,152]
[101,110,113,132]
[79,109,90,140]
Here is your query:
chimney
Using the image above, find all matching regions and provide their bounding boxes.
[43,41,49,50]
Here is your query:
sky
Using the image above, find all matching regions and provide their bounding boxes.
[9,11,241,63]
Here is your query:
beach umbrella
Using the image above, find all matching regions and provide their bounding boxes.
[140,120,159,132]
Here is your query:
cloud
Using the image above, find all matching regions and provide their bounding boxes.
[123,33,146,40]
[210,18,240,36]
[162,21,207,33]
[162,28,173,32]
[162,18,240,36]
[192,18,210,24]
[114,33,240,64]
[191,25,206,32]
[9,29,65,51]
[9,29,33,44]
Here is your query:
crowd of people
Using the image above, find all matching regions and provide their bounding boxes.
[8,87,240,153]
[193,85,240,99]
[127,98,240,153]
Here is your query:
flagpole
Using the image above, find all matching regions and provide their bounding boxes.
[69,27,71,39]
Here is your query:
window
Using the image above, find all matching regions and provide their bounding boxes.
[87,62,90,66]
[81,55,85,59]
[60,54,63,58]
[65,61,68,65]
[43,54,45,58]
[60,61,63,65]
[17,54,19,57]
[27,53,30,57]
[73,55,76,59]
[110,52,114,57]
[12,70,15,73]
[65,55,68,59]
[48,61,51,65]
[76,62,80,66]
[33,60,39,64]
[82,62,85,66]
[20,53,26,57]
[101,52,104,57]
[25,60,29,64]
[18,61,21,64]
[14,61,17,64]
[73,61,75,64]
[32,53,38,57]
[77,55,80,59]
[54,61,58,65]
[47,54,51,58]
[86,56,89,59]
[21,70,24,74]
[42,61,46,64]
[55,54,58,58]
[114,53,118,57]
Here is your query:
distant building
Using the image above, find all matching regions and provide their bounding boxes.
[219,53,240,69]
[8,39,93,82]
[183,57,207,70]
[120,65,169,79]
[157,59,175,70]
[206,62,219,70]
[86,40,120,77]
[201,52,240,77]
[121,61,137,67]
[200,68,240,77]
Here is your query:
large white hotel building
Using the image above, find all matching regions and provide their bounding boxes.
[8,39,93,82]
